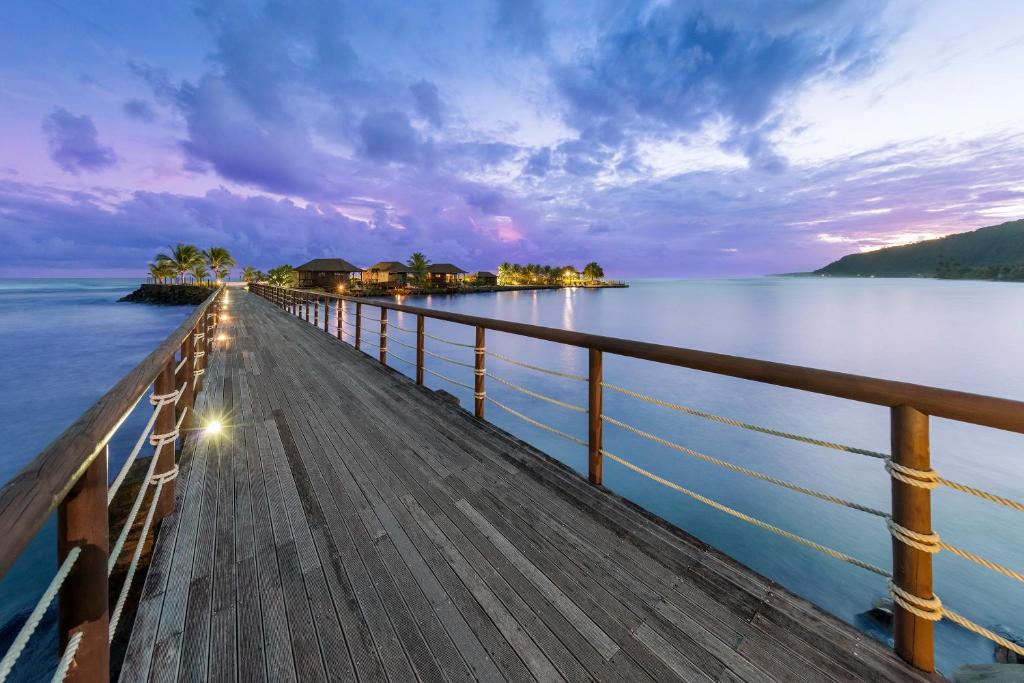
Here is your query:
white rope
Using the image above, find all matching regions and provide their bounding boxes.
[175,356,188,373]
[423,366,474,391]
[108,407,160,503]
[149,427,179,448]
[176,405,188,431]
[389,337,417,351]
[388,353,417,367]
[423,348,475,369]
[424,331,475,348]
[109,451,162,573]
[486,372,586,413]
[486,397,587,446]
[51,630,83,683]
[888,581,942,621]
[886,518,940,553]
[602,381,887,459]
[148,388,179,408]
[193,350,206,359]
[0,548,81,681]
[601,448,891,577]
[885,460,938,489]
[486,350,587,381]
[943,607,1024,657]
[602,414,888,517]
[110,479,163,640]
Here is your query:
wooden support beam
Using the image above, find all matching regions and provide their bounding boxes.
[474,326,485,418]
[588,348,603,486]
[355,302,362,351]
[336,299,343,339]
[890,405,935,672]
[379,308,388,364]
[416,315,425,385]
[58,448,109,682]
[177,328,194,435]
[313,296,319,327]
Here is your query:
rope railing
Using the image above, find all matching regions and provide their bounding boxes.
[486,396,587,446]
[109,477,165,639]
[486,372,586,413]
[388,336,417,351]
[602,413,887,517]
[602,381,887,459]
[423,347,475,369]
[388,352,417,367]
[601,447,890,576]
[423,366,474,391]
[51,631,83,683]
[486,350,587,381]
[0,548,82,682]
[108,449,163,574]
[425,331,475,348]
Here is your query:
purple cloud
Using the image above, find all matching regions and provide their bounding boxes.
[122,98,156,122]
[358,110,423,164]
[410,80,444,127]
[41,108,117,174]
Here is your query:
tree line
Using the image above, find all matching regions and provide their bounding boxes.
[497,261,604,286]
[149,244,236,284]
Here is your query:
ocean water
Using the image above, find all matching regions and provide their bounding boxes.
[1,277,1021,677]
[0,278,192,681]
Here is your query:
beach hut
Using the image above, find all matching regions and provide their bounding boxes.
[427,263,467,286]
[296,258,363,290]
[467,271,497,286]
[365,261,415,287]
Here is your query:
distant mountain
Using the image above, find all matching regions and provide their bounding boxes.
[815,219,1024,280]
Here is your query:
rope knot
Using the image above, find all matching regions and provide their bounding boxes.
[886,517,940,553]
[149,428,179,448]
[150,464,179,485]
[885,460,938,489]
[149,389,180,407]
[888,581,942,621]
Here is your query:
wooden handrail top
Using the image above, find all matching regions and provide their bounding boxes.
[0,287,222,578]
[285,286,1024,435]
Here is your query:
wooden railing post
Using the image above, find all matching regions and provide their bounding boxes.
[58,448,109,682]
[337,298,343,339]
[416,315,425,385]
[379,308,388,364]
[194,316,207,395]
[890,406,935,671]
[153,357,178,518]
[355,302,362,351]
[314,295,320,327]
[588,348,603,486]
[474,326,485,418]
[324,298,331,333]
[305,295,310,322]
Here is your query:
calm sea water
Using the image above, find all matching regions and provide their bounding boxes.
[0,278,191,681]
[1,277,1021,677]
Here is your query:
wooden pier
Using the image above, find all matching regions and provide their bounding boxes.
[117,291,927,681]
[3,285,1022,681]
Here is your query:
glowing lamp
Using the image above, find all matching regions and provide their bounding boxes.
[205,420,222,435]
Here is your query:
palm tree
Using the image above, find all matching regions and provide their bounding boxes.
[242,266,259,283]
[267,265,297,287]
[407,252,430,286]
[157,243,202,283]
[582,262,604,281]
[497,262,512,286]
[204,247,236,282]
[148,260,175,284]
[189,262,210,284]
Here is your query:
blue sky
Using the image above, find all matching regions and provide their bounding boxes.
[1,0,1023,276]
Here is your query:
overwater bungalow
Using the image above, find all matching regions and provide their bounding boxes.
[295,258,363,290]
[365,260,415,287]
[467,270,497,286]
[426,262,467,286]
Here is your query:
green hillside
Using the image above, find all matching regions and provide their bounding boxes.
[815,219,1024,279]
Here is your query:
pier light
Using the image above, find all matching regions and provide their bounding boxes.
[217,333,228,342]
[204,419,222,436]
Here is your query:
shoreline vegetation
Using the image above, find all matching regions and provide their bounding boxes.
[812,218,1024,282]
[131,245,627,303]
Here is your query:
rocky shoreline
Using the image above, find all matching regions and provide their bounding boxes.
[119,283,215,305]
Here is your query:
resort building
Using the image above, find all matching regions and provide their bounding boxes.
[296,258,363,290]
[427,263,467,286]
[467,271,497,286]
[365,261,415,286]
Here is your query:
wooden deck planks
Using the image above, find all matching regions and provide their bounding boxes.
[121,290,939,683]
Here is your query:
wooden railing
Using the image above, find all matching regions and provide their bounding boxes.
[0,287,224,682]
[252,283,1024,672]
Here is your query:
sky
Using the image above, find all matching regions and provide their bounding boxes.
[1,0,1023,277]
